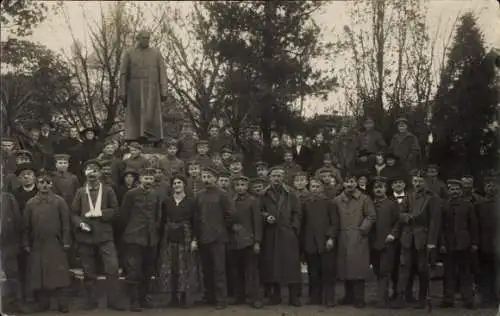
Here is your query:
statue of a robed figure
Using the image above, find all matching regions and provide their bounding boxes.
[119,30,167,146]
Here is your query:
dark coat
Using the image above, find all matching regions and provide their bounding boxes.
[356,129,387,155]
[331,132,358,170]
[51,171,80,207]
[333,190,375,280]
[399,190,441,250]
[425,177,447,199]
[301,193,339,254]
[371,198,400,250]
[4,171,21,194]
[158,156,185,180]
[14,186,38,215]
[192,185,235,244]
[1,192,22,256]
[476,197,497,254]
[260,184,302,284]
[228,193,262,250]
[98,154,126,186]
[310,142,330,173]
[178,135,197,160]
[440,199,478,251]
[263,146,284,167]
[23,193,71,291]
[389,132,421,171]
[292,145,312,171]
[123,155,149,172]
[120,186,162,247]
[71,183,118,244]
[282,161,302,185]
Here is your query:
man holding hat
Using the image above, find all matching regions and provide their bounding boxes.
[22,169,71,313]
[393,169,441,309]
[370,176,400,308]
[71,159,125,311]
[193,166,236,309]
[333,173,375,308]
[227,175,263,308]
[389,117,421,171]
[260,165,302,306]
[439,179,478,309]
[120,167,162,311]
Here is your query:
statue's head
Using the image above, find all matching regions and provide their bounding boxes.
[136,30,151,49]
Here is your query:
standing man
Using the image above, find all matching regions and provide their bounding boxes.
[119,30,167,146]
[120,168,162,311]
[356,117,387,157]
[193,167,236,309]
[393,169,441,309]
[260,165,302,306]
[389,118,421,172]
[292,133,311,171]
[71,159,125,311]
[333,173,375,308]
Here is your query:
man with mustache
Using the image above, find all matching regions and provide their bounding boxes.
[71,159,125,311]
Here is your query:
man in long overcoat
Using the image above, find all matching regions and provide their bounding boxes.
[22,170,71,313]
[260,165,302,306]
[389,118,421,171]
[332,173,375,308]
[119,30,167,144]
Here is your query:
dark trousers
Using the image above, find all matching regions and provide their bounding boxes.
[397,246,429,301]
[392,244,416,299]
[477,252,498,305]
[124,243,157,303]
[442,250,474,303]
[305,252,336,305]
[343,280,365,304]
[17,251,34,302]
[200,242,227,305]
[267,283,301,304]
[372,246,395,303]
[34,288,68,311]
[228,247,261,303]
[79,241,122,307]
[1,253,22,311]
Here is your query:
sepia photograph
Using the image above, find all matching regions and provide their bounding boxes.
[0,0,499,315]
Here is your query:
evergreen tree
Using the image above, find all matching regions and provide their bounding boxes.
[432,12,498,179]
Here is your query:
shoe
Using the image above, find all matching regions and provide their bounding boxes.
[252,301,263,309]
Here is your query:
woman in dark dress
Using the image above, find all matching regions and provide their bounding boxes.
[157,174,203,307]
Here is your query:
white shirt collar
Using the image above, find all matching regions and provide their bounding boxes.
[394,192,405,198]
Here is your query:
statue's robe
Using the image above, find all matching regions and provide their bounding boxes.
[119,46,167,142]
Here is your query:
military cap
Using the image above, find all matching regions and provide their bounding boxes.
[268,165,285,174]
[99,159,113,168]
[309,176,323,184]
[446,179,463,187]
[344,172,358,181]
[164,138,178,147]
[123,168,139,177]
[292,171,308,179]
[15,163,37,176]
[372,176,388,184]
[255,161,269,168]
[128,141,143,150]
[316,167,334,175]
[53,154,70,161]
[230,154,243,163]
[196,139,209,146]
[323,152,333,160]
[186,160,200,167]
[461,174,474,180]
[395,117,408,125]
[201,166,218,176]
[427,164,439,171]
[37,168,52,180]
[1,137,16,144]
[232,175,249,182]
[220,145,233,154]
[140,167,156,176]
[218,170,231,178]
[410,168,424,178]
[250,177,267,185]
[385,152,398,160]
[103,139,115,147]
[357,149,371,157]
[14,150,33,159]
[83,159,101,170]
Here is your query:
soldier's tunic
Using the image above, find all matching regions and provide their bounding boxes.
[123,155,149,173]
[389,131,421,171]
[440,198,477,304]
[356,129,387,156]
[158,155,185,180]
[52,171,80,207]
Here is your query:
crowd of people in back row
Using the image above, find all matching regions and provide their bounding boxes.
[0,116,499,314]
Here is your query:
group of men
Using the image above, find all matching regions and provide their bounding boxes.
[0,116,499,314]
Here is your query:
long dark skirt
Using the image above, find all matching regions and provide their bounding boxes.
[157,240,203,305]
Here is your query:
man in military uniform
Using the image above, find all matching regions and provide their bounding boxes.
[4,150,33,193]
[255,161,269,179]
[389,118,421,172]
[439,179,477,309]
[71,159,125,311]
[195,140,214,168]
[121,168,162,311]
[51,154,80,207]
[393,169,441,309]
[158,138,185,182]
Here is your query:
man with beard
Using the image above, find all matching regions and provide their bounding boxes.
[370,176,400,308]
[22,170,71,313]
[260,165,302,306]
[121,168,162,311]
[193,167,236,309]
[71,159,126,311]
[393,169,441,309]
[333,173,375,308]
[301,178,338,307]
[439,179,477,309]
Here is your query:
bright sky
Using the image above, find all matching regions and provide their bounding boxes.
[10,0,500,117]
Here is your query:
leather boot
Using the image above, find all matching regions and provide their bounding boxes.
[83,281,99,310]
[323,283,336,307]
[106,277,127,311]
[128,283,142,312]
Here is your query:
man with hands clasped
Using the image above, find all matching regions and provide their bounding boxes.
[71,159,126,311]
[393,169,441,309]
[439,179,478,309]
